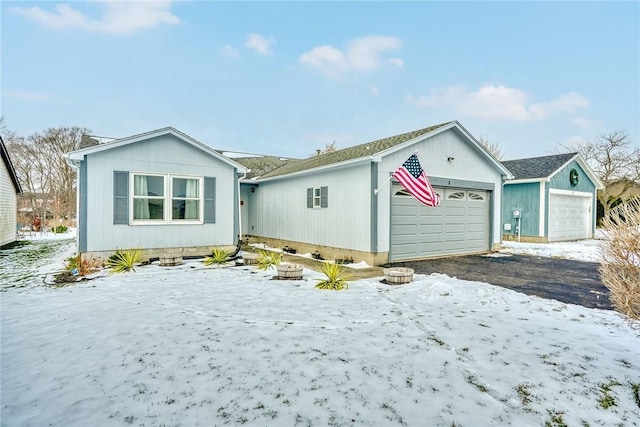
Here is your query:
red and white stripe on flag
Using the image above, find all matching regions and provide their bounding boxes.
[392,154,441,207]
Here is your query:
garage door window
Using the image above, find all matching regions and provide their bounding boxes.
[395,188,442,199]
[468,192,486,201]
[447,190,466,201]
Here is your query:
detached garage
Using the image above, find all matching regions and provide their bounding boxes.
[502,153,603,243]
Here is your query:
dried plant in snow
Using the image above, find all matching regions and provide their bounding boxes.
[600,199,640,324]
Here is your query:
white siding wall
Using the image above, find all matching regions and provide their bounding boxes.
[0,160,18,246]
[376,128,504,252]
[248,163,372,251]
[83,135,237,252]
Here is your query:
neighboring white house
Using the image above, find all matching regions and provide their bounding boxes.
[1,136,22,247]
[65,128,247,260]
[237,121,513,265]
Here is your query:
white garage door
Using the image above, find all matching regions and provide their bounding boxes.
[548,191,591,242]
[390,185,490,261]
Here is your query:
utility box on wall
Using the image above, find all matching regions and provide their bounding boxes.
[512,209,522,219]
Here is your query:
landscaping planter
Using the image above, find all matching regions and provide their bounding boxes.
[159,254,183,267]
[276,264,304,280]
[242,252,258,265]
[383,267,414,285]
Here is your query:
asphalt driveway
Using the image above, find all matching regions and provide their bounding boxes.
[387,254,611,310]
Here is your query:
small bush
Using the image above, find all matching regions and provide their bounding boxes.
[66,254,81,272]
[107,248,142,274]
[53,225,68,233]
[315,260,350,291]
[203,248,231,266]
[257,250,282,271]
[600,199,640,325]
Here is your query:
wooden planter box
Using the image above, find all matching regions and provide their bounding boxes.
[276,264,304,280]
[383,267,414,285]
[159,254,183,267]
[243,252,258,265]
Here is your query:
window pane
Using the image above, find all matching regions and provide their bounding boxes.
[134,198,164,220]
[172,200,200,220]
[134,175,164,196]
[173,178,199,198]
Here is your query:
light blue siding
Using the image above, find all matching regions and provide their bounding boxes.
[502,182,541,237]
[248,163,372,252]
[81,134,238,253]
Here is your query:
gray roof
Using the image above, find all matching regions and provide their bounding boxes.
[259,122,452,179]
[502,152,578,180]
[231,155,298,180]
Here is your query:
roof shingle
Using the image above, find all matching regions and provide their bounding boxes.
[257,122,452,179]
[502,153,578,180]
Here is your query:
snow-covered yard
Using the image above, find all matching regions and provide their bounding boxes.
[1,233,638,427]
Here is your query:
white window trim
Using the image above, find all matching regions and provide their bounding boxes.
[313,187,321,208]
[130,172,204,225]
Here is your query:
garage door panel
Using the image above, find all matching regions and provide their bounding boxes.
[419,224,444,234]
[548,192,591,242]
[391,186,490,261]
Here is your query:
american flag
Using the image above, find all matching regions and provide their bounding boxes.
[392,153,441,207]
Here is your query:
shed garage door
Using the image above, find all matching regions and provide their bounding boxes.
[548,191,591,242]
[390,185,490,261]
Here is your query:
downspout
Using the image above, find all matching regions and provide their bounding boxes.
[237,170,247,244]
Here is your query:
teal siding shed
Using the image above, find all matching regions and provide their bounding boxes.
[502,153,602,242]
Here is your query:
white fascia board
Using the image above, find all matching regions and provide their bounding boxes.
[255,156,371,183]
[66,127,248,173]
[548,154,603,190]
[504,178,546,185]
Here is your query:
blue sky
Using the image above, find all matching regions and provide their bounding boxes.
[2,1,638,160]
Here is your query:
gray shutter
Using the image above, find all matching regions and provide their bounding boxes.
[307,188,313,208]
[113,171,129,224]
[204,177,216,223]
[320,186,328,208]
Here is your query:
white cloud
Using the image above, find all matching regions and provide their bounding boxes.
[572,117,593,130]
[245,33,276,55]
[3,90,51,102]
[299,35,403,79]
[388,57,404,68]
[221,44,241,59]
[10,1,180,35]
[406,84,590,122]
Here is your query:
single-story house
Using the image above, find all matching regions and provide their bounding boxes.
[236,120,513,265]
[65,127,247,260]
[501,153,603,242]
[1,135,22,247]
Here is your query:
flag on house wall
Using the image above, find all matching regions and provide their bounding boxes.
[392,153,441,207]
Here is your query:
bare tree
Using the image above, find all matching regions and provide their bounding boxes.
[564,131,640,220]
[6,125,91,229]
[476,135,503,160]
[311,141,338,157]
